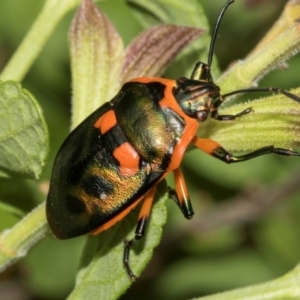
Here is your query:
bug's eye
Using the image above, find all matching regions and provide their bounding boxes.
[196,110,208,121]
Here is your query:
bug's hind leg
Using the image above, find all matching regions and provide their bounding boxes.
[123,186,156,280]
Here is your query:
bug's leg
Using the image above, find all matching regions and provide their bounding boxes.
[123,186,156,280]
[211,106,252,121]
[192,136,300,163]
[169,168,194,219]
[211,86,300,121]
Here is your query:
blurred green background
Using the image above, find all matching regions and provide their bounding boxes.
[1,0,300,299]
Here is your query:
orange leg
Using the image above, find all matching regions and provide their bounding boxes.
[123,186,156,280]
[169,168,194,219]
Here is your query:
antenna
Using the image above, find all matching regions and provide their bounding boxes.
[207,0,234,68]
[190,0,234,81]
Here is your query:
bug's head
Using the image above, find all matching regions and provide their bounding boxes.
[174,75,220,122]
[174,0,234,122]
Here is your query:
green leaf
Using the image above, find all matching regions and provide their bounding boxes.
[121,25,204,83]
[200,93,300,152]
[127,0,215,78]
[0,80,48,179]
[68,182,168,300]
[69,0,124,128]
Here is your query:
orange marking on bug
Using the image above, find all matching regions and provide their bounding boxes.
[130,77,200,172]
[113,142,140,177]
[160,80,199,171]
[93,109,117,134]
[192,136,221,155]
[90,195,145,235]
[167,119,198,171]
[131,77,187,119]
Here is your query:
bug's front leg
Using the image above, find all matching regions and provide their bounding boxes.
[211,106,252,121]
[211,86,300,121]
[123,186,156,280]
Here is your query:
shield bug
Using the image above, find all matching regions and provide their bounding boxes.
[46,0,300,279]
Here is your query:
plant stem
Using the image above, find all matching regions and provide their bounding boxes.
[0,202,48,272]
[0,0,80,81]
[217,23,300,95]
